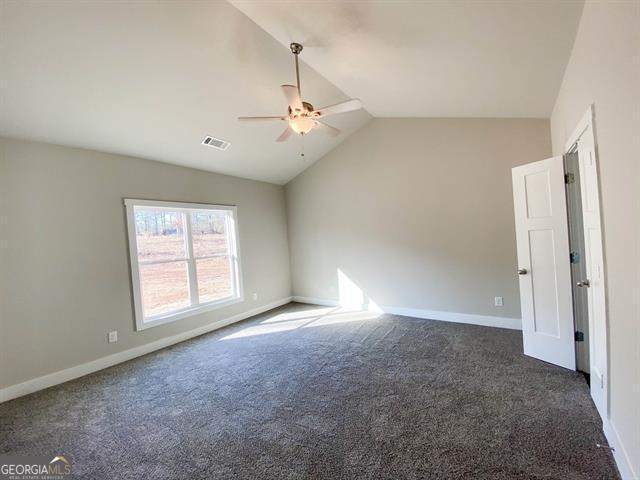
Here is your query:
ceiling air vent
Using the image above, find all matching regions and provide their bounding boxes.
[202,136,231,151]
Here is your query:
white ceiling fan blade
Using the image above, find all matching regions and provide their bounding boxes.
[238,116,287,122]
[315,98,362,118]
[276,125,294,142]
[314,120,341,137]
[281,84,303,112]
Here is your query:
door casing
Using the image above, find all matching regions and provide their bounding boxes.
[564,105,609,421]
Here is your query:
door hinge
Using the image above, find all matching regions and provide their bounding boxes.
[565,173,575,184]
[570,252,581,264]
[575,331,584,342]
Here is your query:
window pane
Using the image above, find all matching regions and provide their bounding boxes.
[196,256,233,303]
[140,261,190,317]
[191,211,229,257]
[134,207,186,262]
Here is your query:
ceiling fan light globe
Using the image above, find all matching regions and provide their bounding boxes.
[289,116,314,135]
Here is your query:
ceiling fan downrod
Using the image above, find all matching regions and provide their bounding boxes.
[290,42,303,99]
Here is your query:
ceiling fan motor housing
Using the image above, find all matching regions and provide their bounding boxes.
[288,102,314,115]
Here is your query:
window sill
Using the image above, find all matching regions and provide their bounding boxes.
[136,296,244,331]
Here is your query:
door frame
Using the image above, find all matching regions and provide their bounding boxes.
[563,104,609,420]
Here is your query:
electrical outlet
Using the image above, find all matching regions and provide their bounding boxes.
[252,293,258,301]
[494,296,504,307]
[108,331,118,343]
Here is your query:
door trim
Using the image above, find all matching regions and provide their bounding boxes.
[565,105,597,153]
[564,104,610,421]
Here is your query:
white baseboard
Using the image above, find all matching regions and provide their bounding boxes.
[0,297,292,403]
[604,417,637,480]
[292,296,522,330]
[292,296,340,308]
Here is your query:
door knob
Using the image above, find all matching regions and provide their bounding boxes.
[577,279,591,287]
[518,268,528,275]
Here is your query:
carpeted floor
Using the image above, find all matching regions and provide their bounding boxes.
[0,302,619,479]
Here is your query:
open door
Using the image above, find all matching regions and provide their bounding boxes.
[512,157,576,370]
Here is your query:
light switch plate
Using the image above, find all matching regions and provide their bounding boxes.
[494,296,504,307]
[108,331,118,343]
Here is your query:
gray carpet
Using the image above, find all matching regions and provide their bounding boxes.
[0,302,619,479]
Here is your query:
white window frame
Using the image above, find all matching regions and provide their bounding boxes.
[124,199,243,331]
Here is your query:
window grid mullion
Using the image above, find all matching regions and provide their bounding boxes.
[192,253,230,261]
[139,257,189,266]
[184,211,200,307]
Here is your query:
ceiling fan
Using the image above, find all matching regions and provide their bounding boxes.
[238,42,363,142]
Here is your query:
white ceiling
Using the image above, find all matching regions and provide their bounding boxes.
[0,1,583,184]
[230,0,584,118]
[0,1,371,185]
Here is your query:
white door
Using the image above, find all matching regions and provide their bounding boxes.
[512,157,576,370]
[576,134,608,419]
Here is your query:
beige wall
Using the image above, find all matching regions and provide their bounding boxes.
[285,118,551,324]
[0,137,291,389]
[550,1,640,476]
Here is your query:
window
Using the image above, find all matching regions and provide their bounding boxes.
[124,199,242,330]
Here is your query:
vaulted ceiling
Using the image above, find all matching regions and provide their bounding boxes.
[0,1,371,184]
[0,1,584,184]
[231,0,584,118]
